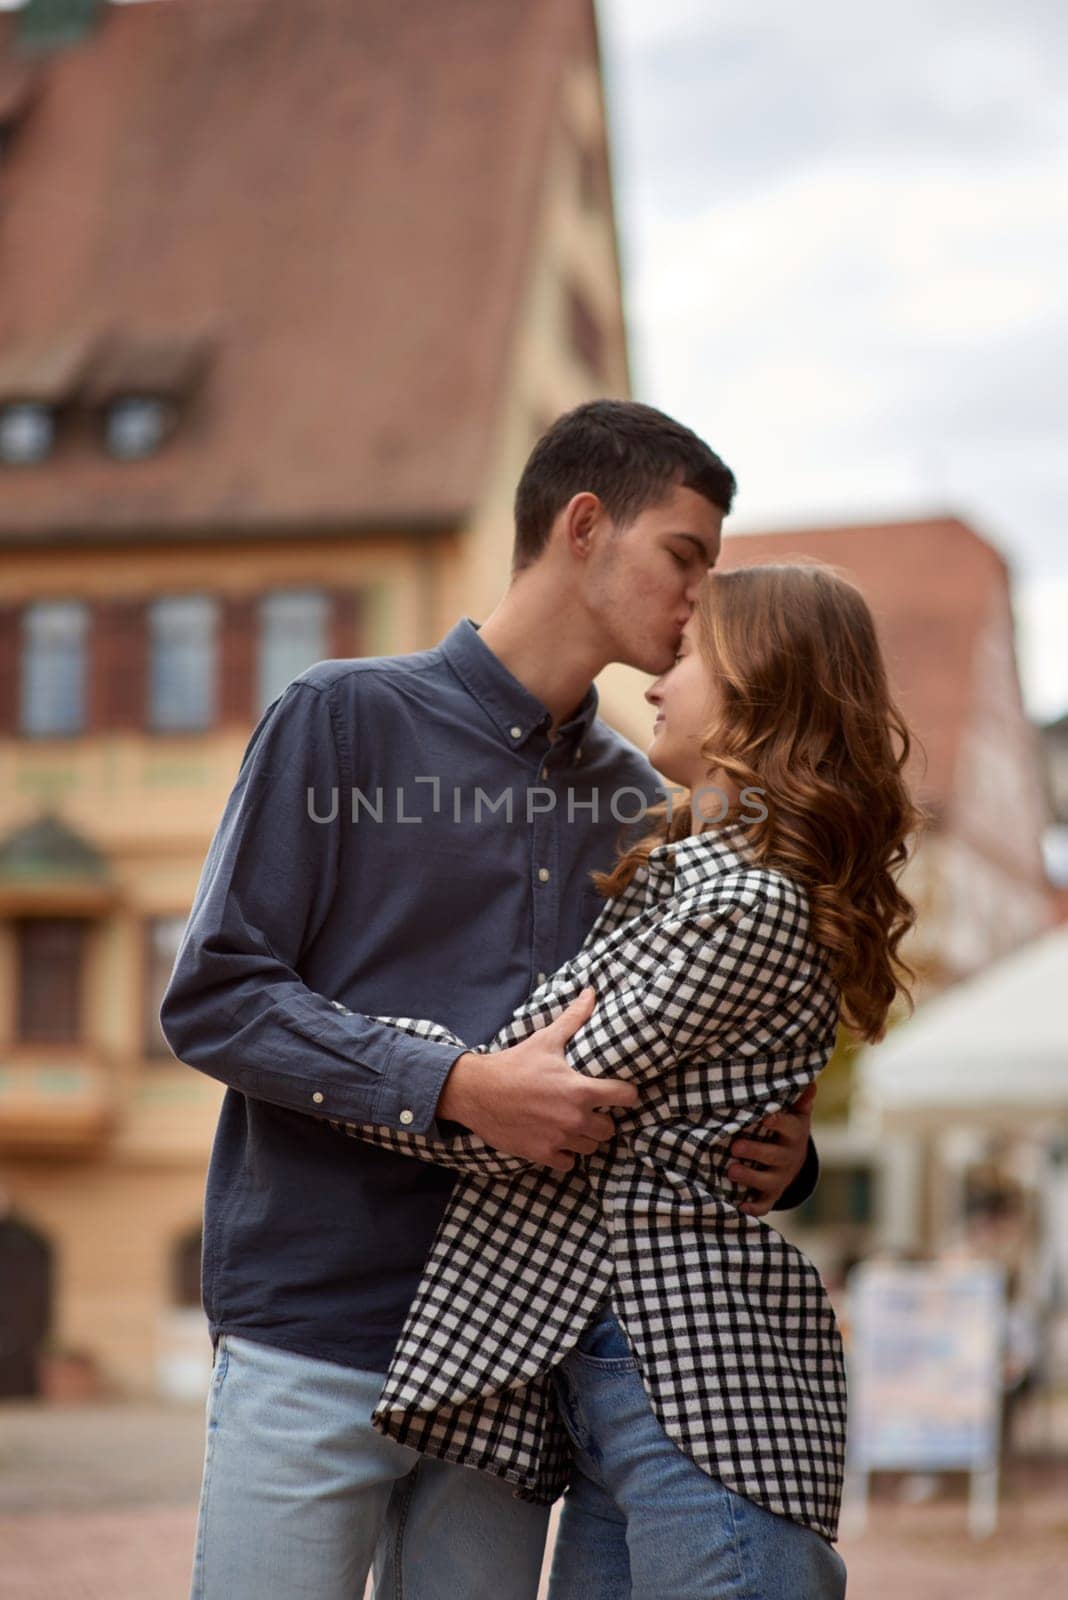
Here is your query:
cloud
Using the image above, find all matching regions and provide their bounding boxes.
[602,0,1068,210]
[598,0,1068,712]
[629,161,1068,449]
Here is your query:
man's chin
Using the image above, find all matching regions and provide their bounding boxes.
[630,644,677,677]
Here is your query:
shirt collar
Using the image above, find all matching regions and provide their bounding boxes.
[440,618,599,752]
[646,821,756,895]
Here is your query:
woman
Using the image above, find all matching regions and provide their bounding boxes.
[331,562,920,1598]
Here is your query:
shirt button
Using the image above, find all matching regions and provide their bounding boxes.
[537,867,550,883]
[510,725,522,739]
[576,746,584,762]
[312,1091,324,1104]
[399,1109,414,1125]
[537,971,547,984]
[540,766,549,781]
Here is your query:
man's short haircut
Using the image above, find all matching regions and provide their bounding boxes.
[512,399,736,573]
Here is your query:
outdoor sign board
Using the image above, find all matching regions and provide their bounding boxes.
[845,1260,1005,1536]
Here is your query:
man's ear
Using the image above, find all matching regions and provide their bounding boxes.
[560,492,604,562]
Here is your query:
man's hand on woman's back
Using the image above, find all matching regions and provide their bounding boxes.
[727,1082,817,1215]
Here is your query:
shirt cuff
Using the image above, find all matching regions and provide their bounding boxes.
[372,1033,468,1135]
[772,1135,819,1212]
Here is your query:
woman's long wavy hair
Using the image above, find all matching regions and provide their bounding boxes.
[594,562,924,1042]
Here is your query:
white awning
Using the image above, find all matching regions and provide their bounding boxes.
[859,924,1068,1120]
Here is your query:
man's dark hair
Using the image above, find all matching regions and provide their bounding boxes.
[512,399,736,573]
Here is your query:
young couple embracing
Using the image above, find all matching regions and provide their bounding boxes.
[163,400,918,1599]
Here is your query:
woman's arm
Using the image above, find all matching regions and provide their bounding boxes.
[329,1110,532,1176]
[326,998,621,1178]
[328,883,829,1184]
[563,888,829,1086]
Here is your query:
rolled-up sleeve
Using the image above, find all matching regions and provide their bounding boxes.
[159,679,466,1133]
[551,896,803,1085]
[637,893,810,1056]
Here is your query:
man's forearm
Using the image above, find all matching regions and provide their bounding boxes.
[161,952,462,1134]
[329,1052,530,1178]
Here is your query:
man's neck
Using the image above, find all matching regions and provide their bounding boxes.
[477,581,608,736]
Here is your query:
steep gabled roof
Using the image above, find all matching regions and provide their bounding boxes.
[0,0,594,542]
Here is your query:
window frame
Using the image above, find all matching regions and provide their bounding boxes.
[19,598,89,738]
[14,916,89,1045]
[147,593,219,734]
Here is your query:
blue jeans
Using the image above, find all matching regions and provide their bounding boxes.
[190,1333,550,1600]
[547,1312,847,1600]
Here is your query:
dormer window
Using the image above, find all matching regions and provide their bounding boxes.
[105,395,171,461]
[86,329,214,462]
[0,330,97,465]
[0,403,54,466]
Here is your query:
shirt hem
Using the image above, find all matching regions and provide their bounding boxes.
[208,1319,396,1377]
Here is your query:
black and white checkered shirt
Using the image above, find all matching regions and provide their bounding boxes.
[333,822,847,1538]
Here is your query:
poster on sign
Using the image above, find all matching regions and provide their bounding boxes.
[845,1260,1006,1537]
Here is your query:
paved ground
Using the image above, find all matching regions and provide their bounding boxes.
[2,1401,1067,1598]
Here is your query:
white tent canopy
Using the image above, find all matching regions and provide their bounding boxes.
[860,924,1068,1119]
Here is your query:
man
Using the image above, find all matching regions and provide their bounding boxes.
[161,400,819,1600]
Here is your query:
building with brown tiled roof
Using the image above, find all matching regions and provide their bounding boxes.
[0,0,630,1396]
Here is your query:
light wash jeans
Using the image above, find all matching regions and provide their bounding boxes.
[547,1311,848,1600]
[190,1333,550,1600]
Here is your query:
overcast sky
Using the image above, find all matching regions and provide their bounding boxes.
[598,0,1067,720]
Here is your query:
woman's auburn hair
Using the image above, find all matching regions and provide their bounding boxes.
[594,561,925,1043]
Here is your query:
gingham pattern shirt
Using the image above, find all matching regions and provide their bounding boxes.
[332,823,848,1537]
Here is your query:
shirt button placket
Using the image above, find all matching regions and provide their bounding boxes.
[531,755,560,990]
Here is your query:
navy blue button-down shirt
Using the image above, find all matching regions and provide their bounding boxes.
[161,619,672,1371]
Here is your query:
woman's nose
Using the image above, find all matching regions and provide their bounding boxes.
[645,681,663,706]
